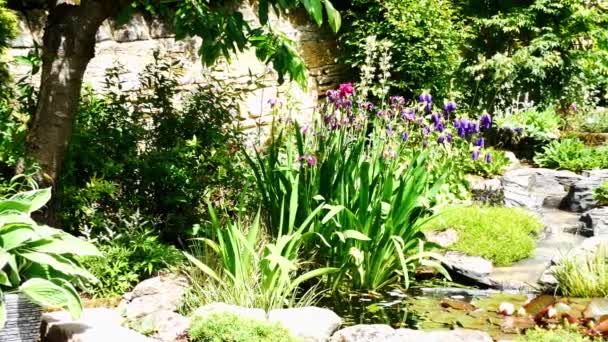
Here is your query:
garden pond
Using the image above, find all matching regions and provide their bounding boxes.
[322,287,608,340]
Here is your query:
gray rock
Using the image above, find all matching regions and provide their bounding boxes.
[538,266,559,288]
[580,207,608,237]
[504,151,521,171]
[149,311,190,342]
[442,252,495,287]
[41,308,155,342]
[566,178,604,212]
[96,20,114,42]
[425,229,459,248]
[110,13,151,42]
[502,168,581,211]
[191,302,266,321]
[394,328,493,342]
[268,307,342,342]
[119,274,189,321]
[330,324,395,342]
[10,12,34,48]
[552,236,608,265]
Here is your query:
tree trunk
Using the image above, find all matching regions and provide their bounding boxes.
[22,1,127,224]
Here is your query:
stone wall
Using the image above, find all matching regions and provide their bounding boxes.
[7,5,345,129]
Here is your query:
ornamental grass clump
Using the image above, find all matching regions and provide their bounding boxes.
[553,245,608,298]
[247,82,509,291]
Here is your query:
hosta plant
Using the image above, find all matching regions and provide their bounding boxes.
[0,188,100,327]
[594,181,608,206]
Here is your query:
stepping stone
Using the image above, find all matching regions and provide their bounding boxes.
[41,308,156,342]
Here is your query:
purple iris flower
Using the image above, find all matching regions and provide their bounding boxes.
[419,93,432,103]
[423,125,431,136]
[435,121,445,132]
[426,102,433,112]
[390,96,405,108]
[472,150,480,161]
[298,155,317,166]
[361,102,375,111]
[401,132,409,142]
[447,133,453,143]
[326,90,340,103]
[453,118,461,129]
[336,98,353,109]
[431,112,440,125]
[437,134,445,144]
[484,153,492,163]
[386,125,394,136]
[444,100,457,113]
[474,137,485,148]
[377,110,386,118]
[480,113,492,130]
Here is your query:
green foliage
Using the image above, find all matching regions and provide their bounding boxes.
[0,0,16,92]
[516,327,596,342]
[58,54,251,240]
[571,110,608,133]
[553,245,608,298]
[461,0,608,109]
[462,148,511,178]
[423,206,543,266]
[533,138,608,172]
[0,188,100,326]
[188,312,296,342]
[80,212,184,298]
[339,0,463,98]
[594,181,608,206]
[182,203,336,311]
[494,106,561,141]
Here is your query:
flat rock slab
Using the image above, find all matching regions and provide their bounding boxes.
[490,231,584,290]
[268,307,342,342]
[330,325,492,342]
[41,308,155,342]
[442,252,495,287]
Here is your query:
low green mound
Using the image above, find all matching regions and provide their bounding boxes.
[424,206,543,266]
[516,327,596,342]
[189,312,296,342]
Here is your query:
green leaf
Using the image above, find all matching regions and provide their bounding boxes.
[321,204,344,224]
[19,278,79,316]
[0,224,36,251]
[18,252,96,282]
[183,252,221,282]
[342,230,371,241]
[302,0,323,26]
[0,201,31,215]
[28,234,101,257]
[10,188,51,213]
[323,0,341,32]
[50,278,83,319]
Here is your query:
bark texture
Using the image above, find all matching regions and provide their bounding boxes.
[25,1,126,187]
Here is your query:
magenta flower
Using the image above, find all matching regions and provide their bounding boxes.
[339,83,354,98]
[298,155,317,166]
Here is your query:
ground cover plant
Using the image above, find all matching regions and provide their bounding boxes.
[534,138,608,172]
[594,181,608,206]
[516,327,597,342]
[188,312,296,342]
[422,206,543,266]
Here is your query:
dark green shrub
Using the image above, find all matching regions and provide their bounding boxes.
[423,206,543,266]
[80,212,184,298]
[189,313,297,342]
[59,53,252,240]
[339,0,464,99]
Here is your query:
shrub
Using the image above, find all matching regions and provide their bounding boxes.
[80,213,184,298]
[493,106,561,142]
[188,312,296,342]
[553,245,608,298]
[533,138,608,172]
[594,181,608,206]
[423,206,543,266]
[516,327,595,342]
[339,0,463,99]
[0,0,16,92]
[572,110,608,134]
[59,53,251,241]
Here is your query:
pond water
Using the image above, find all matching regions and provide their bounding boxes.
[320,286,537,340]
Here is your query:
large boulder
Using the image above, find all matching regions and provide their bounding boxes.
[394,328,493,342]
[268,307,342,342]
[502,168,581,211]
[41,308,155,342]
[566,176,608,212]
[330,324,395,342]
[580,207,608,237]
[119,274,189,321]
[442,252,495,287]
[191,302,266,321]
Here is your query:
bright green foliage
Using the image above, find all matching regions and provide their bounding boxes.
[553,245,608,297]
[571,110,608,133]
[182,203,337,311]
[461,0,608,108]
[80,218,184,298]
[189,312,296,342]
[0,188,100,327]
[516,327,596,342]
[247,91,469,291]
[594,181,608,206]
[0,0,16,92]
[462,148,511,178]
[533,137,608,172]
[494,107,561,141]
[339,0,463,98]
[59,55,250,240]
[423,206,543,266]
